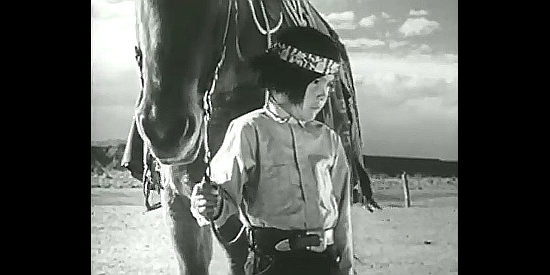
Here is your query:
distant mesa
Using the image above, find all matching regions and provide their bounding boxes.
[91,139,127,147]
[91,139,127,176]
[364,155,458,177]
[90,140,458,178]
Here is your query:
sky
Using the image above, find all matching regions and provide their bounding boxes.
[91,0,458,161]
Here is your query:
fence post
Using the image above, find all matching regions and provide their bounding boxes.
[401,171,411,208]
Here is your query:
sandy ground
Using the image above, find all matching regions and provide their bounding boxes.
[91,185,457,275]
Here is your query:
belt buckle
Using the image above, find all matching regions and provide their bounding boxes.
[274,239,291,252]
[307,229,334,253]
[305,232,326,253]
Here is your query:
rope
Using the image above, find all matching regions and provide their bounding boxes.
[202,0,233,176]
[259,0,272,47]
[247,0,283,47]
[283,0,308,27]
[235,0,245,61]
[202,0,247,247]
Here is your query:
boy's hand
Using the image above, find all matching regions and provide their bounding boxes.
[190,180,222,221]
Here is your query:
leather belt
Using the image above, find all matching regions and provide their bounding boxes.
[273,229,334,253]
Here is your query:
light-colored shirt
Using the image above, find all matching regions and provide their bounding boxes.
[210,98,353,274]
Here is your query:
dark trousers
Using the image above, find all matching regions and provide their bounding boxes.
[217,215,250,275]
[246,228,339,275]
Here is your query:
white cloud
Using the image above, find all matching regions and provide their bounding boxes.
[92,64,140,106]
[91,0,134,19]
[92,0,137,66]
[349,52,458,105]
[92,17,137,71]
[359,72,453,104]
[409,9,429,16]
[324,11,356,30]
[444,54,458,63]
[91,105,135,141]
[325,11,354,21]
[411,44,433,54]
[342,38,385,49]
[92,0,140,108]
[399,17,440,37]
[359,15,377,28]
[388,40,410,49]
[350,52,458,160]
[381,12,391,19]
[330,22,356,30]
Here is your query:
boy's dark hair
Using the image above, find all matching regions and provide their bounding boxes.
[252,27,340,104]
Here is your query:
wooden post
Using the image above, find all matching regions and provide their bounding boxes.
[401,171,411,208]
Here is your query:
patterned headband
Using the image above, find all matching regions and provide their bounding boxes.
[269,42,340,75]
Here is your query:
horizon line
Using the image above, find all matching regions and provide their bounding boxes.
[91,139,458,162]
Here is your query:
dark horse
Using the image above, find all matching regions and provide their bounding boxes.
[123,0,377,274]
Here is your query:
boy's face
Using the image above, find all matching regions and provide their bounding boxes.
[298,74,336,121]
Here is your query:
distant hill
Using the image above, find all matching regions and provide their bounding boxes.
[91,139,127,147]
[364,155,458,177]
[91,140,127,175]
[90,141,458,178]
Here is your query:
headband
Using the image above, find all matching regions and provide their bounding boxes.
[269,42,340,75]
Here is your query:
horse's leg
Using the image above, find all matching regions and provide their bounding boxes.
[160,165,212,275]
[216,214,249,275]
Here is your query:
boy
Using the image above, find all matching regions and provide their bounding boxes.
[191,26,353,275]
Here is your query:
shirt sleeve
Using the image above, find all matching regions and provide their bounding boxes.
[210,119,257,228]
[331,134,354,275]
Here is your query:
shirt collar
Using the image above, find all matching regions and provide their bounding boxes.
[263,97,308,128]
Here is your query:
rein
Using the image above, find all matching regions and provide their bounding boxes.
[202,0,246,247]
[204,0,279,247]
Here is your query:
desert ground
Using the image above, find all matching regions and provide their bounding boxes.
[91,174,458,274]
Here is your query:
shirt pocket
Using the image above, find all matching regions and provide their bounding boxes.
[261,163,294,186]
[264,162,302,187]
[257,163,300,211]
